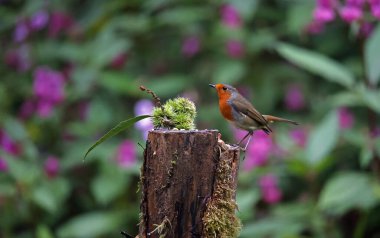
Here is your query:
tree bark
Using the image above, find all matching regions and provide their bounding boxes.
[139,129,240,238]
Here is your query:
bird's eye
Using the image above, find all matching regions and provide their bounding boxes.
[222,86,227,91]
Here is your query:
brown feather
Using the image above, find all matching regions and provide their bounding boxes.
[263,115,299,125]
[230,93,268,127]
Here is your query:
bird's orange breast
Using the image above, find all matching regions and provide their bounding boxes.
[218,93,234,121]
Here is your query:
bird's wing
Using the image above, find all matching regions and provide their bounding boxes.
[230,94,268,127]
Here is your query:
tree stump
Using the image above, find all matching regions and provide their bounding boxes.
[139,129,241,238]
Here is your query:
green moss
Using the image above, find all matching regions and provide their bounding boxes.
[152,97,196,130]
[202,148,242,238]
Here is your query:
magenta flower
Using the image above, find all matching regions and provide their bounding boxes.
[359,22,374,38]
[33,66,65,118]
[48,11,74,37]
[289,128,308,147]
[110,53,128,70]
[13,19,29,42]
[30,10,49,31]
[305,20,325,34]
[220,4,242,28]
[371,127,380,138]
[226,40,244,59]
[369,0,380,19]
[243,131,273,171]
[313,0,336,23]
[115,140,137,168]
[182,36,201,58]
[134,99,154,139]
[4,44,31,72]
[340,0,365,23]
[19,100,36,120]
[259,174,282,204]
[44,156,60,178]
[340,7,362,23]
[0,157,8,172]
[338,107,354,129]
[0,130,21,156]
[285,84,305,111]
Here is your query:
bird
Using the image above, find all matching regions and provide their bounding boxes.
[209,83,298,150]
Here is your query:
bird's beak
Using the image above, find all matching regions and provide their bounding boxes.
[209,84,215,88]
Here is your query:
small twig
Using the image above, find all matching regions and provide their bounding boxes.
[120,231,134,238]
[137,142,145,151]
[140,85,162,107]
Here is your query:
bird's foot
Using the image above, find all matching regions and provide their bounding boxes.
[231,144,246,151]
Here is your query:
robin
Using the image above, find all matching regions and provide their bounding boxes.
[209,83,298,150]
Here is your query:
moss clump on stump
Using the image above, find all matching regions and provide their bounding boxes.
[152,97,196,130]
[202,145,242,238]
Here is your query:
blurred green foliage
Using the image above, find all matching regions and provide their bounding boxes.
[1,0,380,237]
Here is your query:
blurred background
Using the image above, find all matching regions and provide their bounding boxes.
[1,0,380,237]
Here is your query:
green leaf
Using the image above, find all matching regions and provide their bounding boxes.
[57,211,126,238]
[212,60,245,84]
[36,224,54,238]
[157,6,211,26]
[318,172,378,215]
[359,88,380,113]
[276,43,355,87]
[91,165,130,205]
[365,24,380,85]
[32,178,70,213]
[146,75,189,97]
[240,217,303,238]
[99,71,141,96]
[236,189,260,220]
[306,111,339,165]
[360,146,373,169]
[83,115,151,161]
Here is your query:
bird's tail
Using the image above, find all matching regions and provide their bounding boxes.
[263,115,299,125]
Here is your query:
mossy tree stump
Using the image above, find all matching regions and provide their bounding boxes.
[139,129,241,238]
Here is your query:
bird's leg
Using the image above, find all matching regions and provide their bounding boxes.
[237,131,251,146]
[243,132,254,151]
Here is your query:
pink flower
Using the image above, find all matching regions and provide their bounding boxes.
[34,67,65,103]
[313,0,337,23]
[305,20,325,34]
[33,67,65,118]
[340,6,362,22]
[371,127,380,138]
[358,22,374,38]
[313,7,335,22]
[13,19,29,42]
[134,99,154,139]
[285,84,305,111]
[110,53,128,70]
[48,11,74,37]
[340,0,365,22]
[19,100,36,120]
[30,10,49,31]
[220,4,242,28]
[369,0,380,19]
[338,107,354,129]
[4,45,32,72]
[243,131,273,171]
[44,156,60,178]
[0,157,8,172]
[36,100,55,118]
[259,174,282,204]
[115,140,136,168]
[0,130,21,156]
[226,40,244,59]
[182,36,201,58]
[289,128,308,147]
